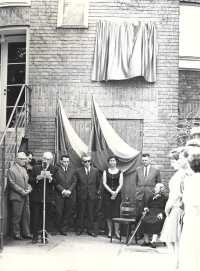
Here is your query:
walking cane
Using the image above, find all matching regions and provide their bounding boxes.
[127,209,148,246]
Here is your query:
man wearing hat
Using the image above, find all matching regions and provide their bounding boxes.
[7,152,32,240]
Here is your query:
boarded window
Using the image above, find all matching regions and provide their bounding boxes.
[69,118,143,151]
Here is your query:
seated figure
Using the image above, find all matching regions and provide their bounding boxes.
[140,183,168,248]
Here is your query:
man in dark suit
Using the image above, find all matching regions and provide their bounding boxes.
[75,154,101,237]
[52,155,77,236]
[7,152,32,240]
[28,151,58,244]
[135,153,161,212]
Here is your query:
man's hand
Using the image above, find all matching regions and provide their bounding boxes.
[36,174,43,181]
[142,207,149,215]
[62,190,71,197]
[157,213,163,219]
[22,190,29,196]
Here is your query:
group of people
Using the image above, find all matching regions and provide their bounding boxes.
[7,141,200,271]
[135,143,200,271]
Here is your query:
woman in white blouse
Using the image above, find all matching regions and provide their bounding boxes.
[160,147,185,271]
[179,148,200,271]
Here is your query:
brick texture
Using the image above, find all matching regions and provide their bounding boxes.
[0,0,181,188]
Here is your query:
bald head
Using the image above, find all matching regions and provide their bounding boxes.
[16,152,27,166]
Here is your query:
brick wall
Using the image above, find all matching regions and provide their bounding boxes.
[28,0,180,186]
[28,117,56,158]
[0,0,181,187]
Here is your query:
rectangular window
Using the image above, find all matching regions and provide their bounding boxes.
[0,0,31,7]
[179,3,200,70]
[57,0,89,28]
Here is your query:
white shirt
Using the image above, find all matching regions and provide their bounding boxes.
[85,166,90,175]
[144,164,151,177]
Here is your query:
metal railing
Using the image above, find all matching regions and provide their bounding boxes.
[0,84,31,252]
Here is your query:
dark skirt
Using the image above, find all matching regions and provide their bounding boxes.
[102,190,121,219]
[140,208,165,235]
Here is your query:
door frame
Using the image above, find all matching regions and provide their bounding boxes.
[0,26,30,131]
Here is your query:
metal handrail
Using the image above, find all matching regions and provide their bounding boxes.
[0,84,31,146]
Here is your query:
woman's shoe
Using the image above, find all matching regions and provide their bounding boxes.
[114,233,120,240]
[151,242,156,248]
[107,235,111,238]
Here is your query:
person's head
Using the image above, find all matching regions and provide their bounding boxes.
[168,147,184,170]
[186,139,200,147]
[141,154,150,167]
[60,155,69,168]
[15,152,27,167]
[178,148,190,170]
[107,155,119,167]
[154,183,165,195]
[81,154,91,169]
[42,152,53,166]
[188,148,200,173]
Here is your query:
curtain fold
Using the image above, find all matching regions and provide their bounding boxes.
[88,97,142,174]
[56,99,88,170]
[91,20,157,83]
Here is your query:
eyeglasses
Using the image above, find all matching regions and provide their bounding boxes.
[83,160,91,163]
[43,158,51,162]
[18,158,27,160]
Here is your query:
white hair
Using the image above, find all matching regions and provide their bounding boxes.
[42,152,53,160]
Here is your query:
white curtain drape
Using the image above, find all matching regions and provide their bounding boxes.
[91,20,158,83]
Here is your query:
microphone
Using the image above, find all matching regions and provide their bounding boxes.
[43,161,47,170]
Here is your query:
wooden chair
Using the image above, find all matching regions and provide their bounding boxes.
[110,202,140,245]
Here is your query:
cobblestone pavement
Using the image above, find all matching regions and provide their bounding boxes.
[0,232,171,271]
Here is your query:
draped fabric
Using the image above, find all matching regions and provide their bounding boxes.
[56,99,88,170]
[91,20,157,83]
[88,97,142,174]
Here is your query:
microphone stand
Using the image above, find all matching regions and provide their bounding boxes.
[40,166,54,245]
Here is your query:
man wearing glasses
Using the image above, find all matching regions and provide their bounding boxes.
[7,152,32,240]
[75,154,101,237]
[28,152,58,244]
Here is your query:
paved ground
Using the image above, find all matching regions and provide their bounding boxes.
[0,232,171,271]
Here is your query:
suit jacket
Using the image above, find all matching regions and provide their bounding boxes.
[135,165,161,200]
[54,165,77,199]
[75,166,100,200]
[7,164,30,201]
[28,164,58,203]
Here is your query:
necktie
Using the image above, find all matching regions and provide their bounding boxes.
[144,167,147,178]
[86,168,89,175]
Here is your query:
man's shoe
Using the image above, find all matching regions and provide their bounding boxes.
[14,235,23,241]
[88,232,97,237]
[141,241,150,247]
[76,231,83,236]
[151,242,156,248]
[60,231,67,236]
[22,235,32,240]
[52,231,57,236]
[31,239,38,244]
